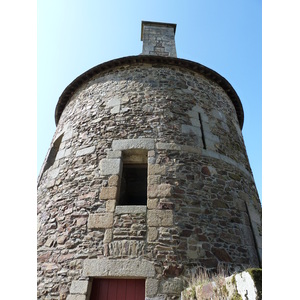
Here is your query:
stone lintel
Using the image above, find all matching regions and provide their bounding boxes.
[115,205,147,215]
[112,138,155,151]
[83,258,155,278]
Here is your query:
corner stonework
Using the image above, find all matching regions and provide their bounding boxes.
[71,258,158,299]
[66,280,91,300]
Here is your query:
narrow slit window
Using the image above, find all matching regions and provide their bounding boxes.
[118,150,148,206]
[42,134,64,174]
[198,113,206,149]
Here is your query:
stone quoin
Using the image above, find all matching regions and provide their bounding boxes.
[37,21,262,300]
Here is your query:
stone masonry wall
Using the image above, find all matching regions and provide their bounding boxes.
[37,62,261,300]
[142,22,177,57]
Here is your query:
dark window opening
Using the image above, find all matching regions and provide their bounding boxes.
[42,134,63,174]
[198,113,206,149]
[119,164,147,206]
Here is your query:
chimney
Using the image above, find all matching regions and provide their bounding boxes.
[141,21,177,57]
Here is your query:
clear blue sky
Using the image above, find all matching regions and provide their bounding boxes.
[37,0,262,200]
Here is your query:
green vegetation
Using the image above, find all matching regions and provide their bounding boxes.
[231,275,236,285]
[182,267,262,299]
[231,291,243,300]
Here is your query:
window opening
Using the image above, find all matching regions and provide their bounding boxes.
[42,134,64,174]
[119,164,147,205]
[198,113,206,149]
[118,149,148,206]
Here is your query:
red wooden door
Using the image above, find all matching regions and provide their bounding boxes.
[90,278,145,300]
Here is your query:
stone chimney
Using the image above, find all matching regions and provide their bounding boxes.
[141,21,177,57]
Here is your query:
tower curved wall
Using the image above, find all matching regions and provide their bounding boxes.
[38,23,261,299]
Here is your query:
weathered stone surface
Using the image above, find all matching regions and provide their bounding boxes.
[49,167,60,179]
[145,297,165,300]
[212,200,228,209]
[75,146,95,157]
[103,229,112,243]
[69,280,89,294]
[108,174,119,186]
[106,97,120,114]
[66,295,86,300]
[83,258,155,277]
[162,264,184,277]
[199,258,218,268]
[108,240,146,257]
[112,138,155,150]
[142,21,177,57]
[211,247,232,262]
[147,210,173,227]
[43,262,59,272]
[46,179,55,188]
[44,237,55,247]
[147,227,158,242]
[87,213,113,229]
[147,198,158,209]
[76,217,87,226]
[99,186,118,200]
[37,251,51,263]
[181,124,201,137]
[156,142,181,151]
[201,166,211,176]
[161,278,183,294]
[57,235,67,244]
[115,205,147,214]
[61,128,73,141]
[148,164,166,175]
[148,175,161,185]
[148,184,171,198]
[99,158,122,175]
[106,150,122,159]
[221,232,241,244]
[187,250,198,259]
[105,200,116,212]
[146,278,159,297]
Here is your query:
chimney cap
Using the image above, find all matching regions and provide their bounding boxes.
[141,21,177,41]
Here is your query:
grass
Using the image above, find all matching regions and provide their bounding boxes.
[182,265,230,300]
[182,266,262,300]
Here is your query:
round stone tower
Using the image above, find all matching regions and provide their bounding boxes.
[37,21,262,300]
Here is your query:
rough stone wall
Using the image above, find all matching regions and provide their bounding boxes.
[142,22,177,57]
[37,63,261,300]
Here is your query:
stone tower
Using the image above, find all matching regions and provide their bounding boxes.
[37,21,262,300]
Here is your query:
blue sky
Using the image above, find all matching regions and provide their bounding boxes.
[37,0,262,200]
